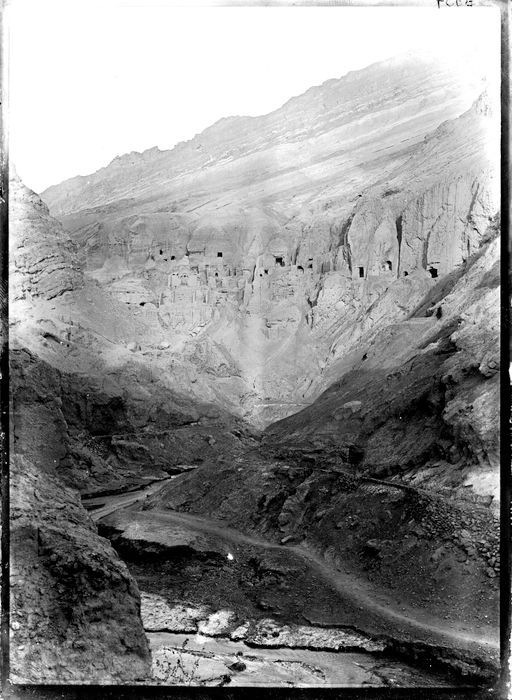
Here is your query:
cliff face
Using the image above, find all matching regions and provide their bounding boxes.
[135,213,500,679]
[10,455,151,683]
[10,174,258,494]
[9,179,256,683]
[10,177,83,300]
[39,54,498,427]
[9,50,500,683]
[266,222,500,503]
[9,179,154,682]
[42,52,485,219]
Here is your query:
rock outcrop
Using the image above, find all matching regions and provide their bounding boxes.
[9,50,500,685]
[10,454,151,683]
[39,55,498,427]
[10,174,258,496]
[267,228,500,503]
[8,173,252,684]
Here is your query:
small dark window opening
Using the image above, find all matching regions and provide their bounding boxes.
[164,258,168,262]
[139,302,146,307]
[171,255,176,261]
[308,263,313,269]
[428,267,438,279]
[215,272,219,277]
[276,256,284,266]
[217,252,223,258]
[436,306,443,319]
[264,269,269,275]
[159,249,163,255]
[297,265,304,272]
[358,266,365,278]
[259,271,263,277]
[403,271,408,277]
[362,353,368,361]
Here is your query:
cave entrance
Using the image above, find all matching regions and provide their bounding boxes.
[403,271,408,277]
[159,249,163,255]
[358,266,365,278]
[217,252,223,258]
[428,267,438,279]
[264,269,269,275]
[383,260,392,271]
[171,255,176,261]
[275,256,285,267]
[297,265,304,272]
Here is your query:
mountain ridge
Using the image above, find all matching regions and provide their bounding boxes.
[9,48,501,685]
[41,50,488,217]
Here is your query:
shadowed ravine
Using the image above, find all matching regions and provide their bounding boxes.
[85,456,498,687]
[9,48,500,688]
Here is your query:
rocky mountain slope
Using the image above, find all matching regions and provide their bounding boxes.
[10,454,151,683]
[9,176,256,683]
[10,50,500,685]
[10,175,258,495]
[40,52,498,427]
[140,215,499,680]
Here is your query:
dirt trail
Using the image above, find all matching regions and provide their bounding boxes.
[83,477,176,521]
[96,496,498,660]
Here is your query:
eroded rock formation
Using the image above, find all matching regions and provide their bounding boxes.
[9,50,500,684]
[10,455,151,683]
[40,59,498,429]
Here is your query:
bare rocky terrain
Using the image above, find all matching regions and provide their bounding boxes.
[9,51,500,688]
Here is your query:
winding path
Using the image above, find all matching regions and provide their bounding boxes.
[82,477,176,521]
[91,480,499,662]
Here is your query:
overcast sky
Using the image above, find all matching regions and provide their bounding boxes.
[5,1,500,193]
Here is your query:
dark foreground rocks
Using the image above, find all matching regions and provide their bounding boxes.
[9,455,151,683]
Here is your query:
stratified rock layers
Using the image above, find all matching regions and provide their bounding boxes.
[8,173,255,683]
[40,57,499,428]
[9,51,500,683]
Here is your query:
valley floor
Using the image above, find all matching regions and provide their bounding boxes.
[85,470,499,688]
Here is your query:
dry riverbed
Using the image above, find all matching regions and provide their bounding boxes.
[95,498,492,688]
[140,593,457,687]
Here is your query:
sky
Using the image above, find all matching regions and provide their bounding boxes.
[5,1,500,193]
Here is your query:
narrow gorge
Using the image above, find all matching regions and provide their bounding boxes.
[8,49,500,689]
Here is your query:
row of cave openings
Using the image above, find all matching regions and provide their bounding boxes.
[356,262,438,279]
[150,249,226,263]
[151,249,236,279]
[356,260,393,278]
[256,255,315,277]
[151,246,441,281]
[152,245,318,274]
